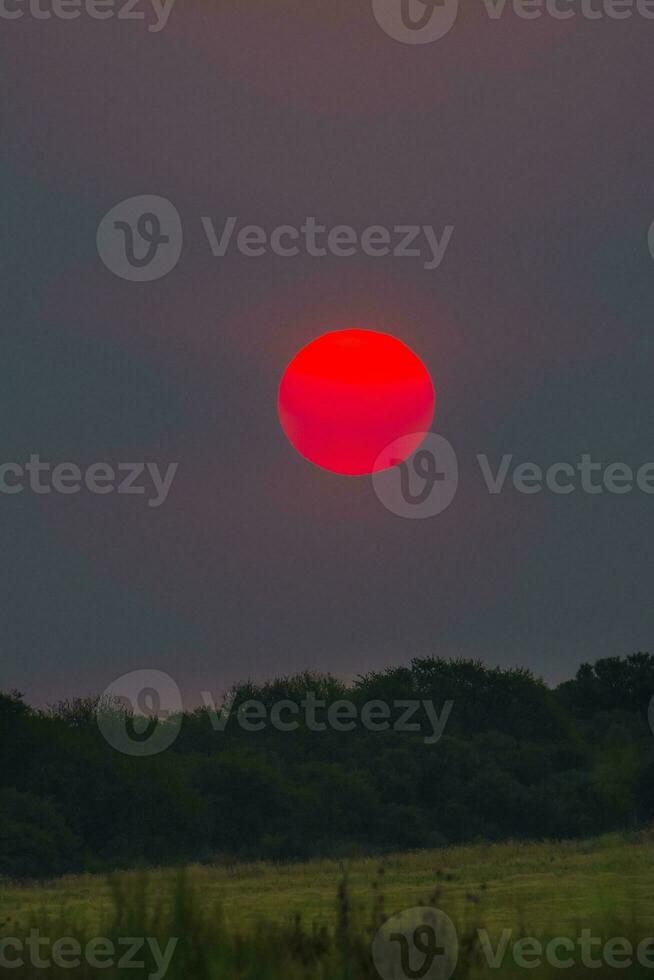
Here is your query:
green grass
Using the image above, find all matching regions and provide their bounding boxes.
[1,831,653,977]
[3,831,653,933]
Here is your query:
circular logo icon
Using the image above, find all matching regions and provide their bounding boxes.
[97,669,183,756]
[372,907,458,980]
[372,0,459,44]
[97,195,183,282]
[372,432,458,519]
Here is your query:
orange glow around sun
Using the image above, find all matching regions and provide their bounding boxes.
[278,329,435,476]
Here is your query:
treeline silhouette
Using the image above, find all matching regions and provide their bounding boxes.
[1,654,654,878]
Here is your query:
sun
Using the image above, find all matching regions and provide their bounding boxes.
[278,329,435,476]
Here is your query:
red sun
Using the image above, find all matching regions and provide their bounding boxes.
[278,330,435,476]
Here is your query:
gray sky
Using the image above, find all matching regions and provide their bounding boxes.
[1,2,652,705]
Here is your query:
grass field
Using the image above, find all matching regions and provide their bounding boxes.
[1,831,653,977]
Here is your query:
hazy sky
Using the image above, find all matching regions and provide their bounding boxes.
[2,1,653,705]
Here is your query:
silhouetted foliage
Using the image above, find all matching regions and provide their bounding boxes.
[1,654,653,878]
